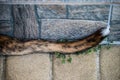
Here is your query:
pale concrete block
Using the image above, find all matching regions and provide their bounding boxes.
[6,54,51,80]
[0,56,4,80]
[100,46,120,80]
[53,53,97,80]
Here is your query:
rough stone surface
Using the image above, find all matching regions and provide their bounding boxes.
[53,53,97,80]
[68,0,111,2]
[112,5,120,20]
[100,46,120,80]
[108,21,120,41]
[68,5,109,20]
[2,0,112,3]
[41,19,106,40]
[0,56,4,80]
[0,21,12,36]
[12,5,39,40]
[6,53,51,80]
[108,28,120,41]
[36,5,66,19]
[108,5,120,41]
[47,0,62,2]
[10,0,57,3]
[10,0,43,2]
[0,4,11,20]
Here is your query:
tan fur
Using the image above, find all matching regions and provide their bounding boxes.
[0,28,106,55]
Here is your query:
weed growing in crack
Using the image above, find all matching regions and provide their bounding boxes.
[55,38,113,64]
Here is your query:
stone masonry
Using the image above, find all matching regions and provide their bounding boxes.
[0,3,120,80]
[1,0,120,4]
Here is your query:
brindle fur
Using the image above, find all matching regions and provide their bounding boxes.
[0,28,106,55]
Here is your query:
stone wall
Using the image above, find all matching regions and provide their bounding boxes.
[0,4,120,41]
[0,0,120,4]
[0,3,120,80]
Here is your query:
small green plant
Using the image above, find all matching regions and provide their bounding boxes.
[55,52,72,64]
[75,45,103,55]
[75,51,84,55]
[85,49,92,54]
[106,43,112,50]
[55,52,66,64]
[55,41,113,64]
[105,37,113,49]
[67,56,72,63]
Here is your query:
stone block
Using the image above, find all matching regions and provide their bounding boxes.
[112,5,120,20]
[0,4,11,20]
[53,53,97,80]
[6,54,51,80]
[100,46,120,80]
[36,5,66,19]
[12,5,39,40]
[68,5,109,20]
[108,20,120,41]
[41,19,106,40]
[0,21,12,36]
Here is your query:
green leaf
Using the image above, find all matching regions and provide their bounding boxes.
[60,54,66,59]
[61,59,66,64]
[106,45,111,50]
[67,57,72,63]
[88,49,93,54]
[85,49,92,54]
[55,52,61,58]
[75,51,82,55]
[93,47,98,52]
[98,45,102,50]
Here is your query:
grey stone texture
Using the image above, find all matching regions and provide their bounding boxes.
[112,5,120,20]
[53,53,97,80]
[6,54,51,80]
[109,25,120,41]
[11,0,43,2]
[41,19,106,40]
[100,46,120,80]
[1,0,113,3]
[68,5,110,20]
[113,0,120,2]
[36,5,66,19]
[0,4,11,20]
[0,21,12,36]
[12,5,39,40]
[47,0,62,2]
[108,5,120,41]
[65,0,111,2]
